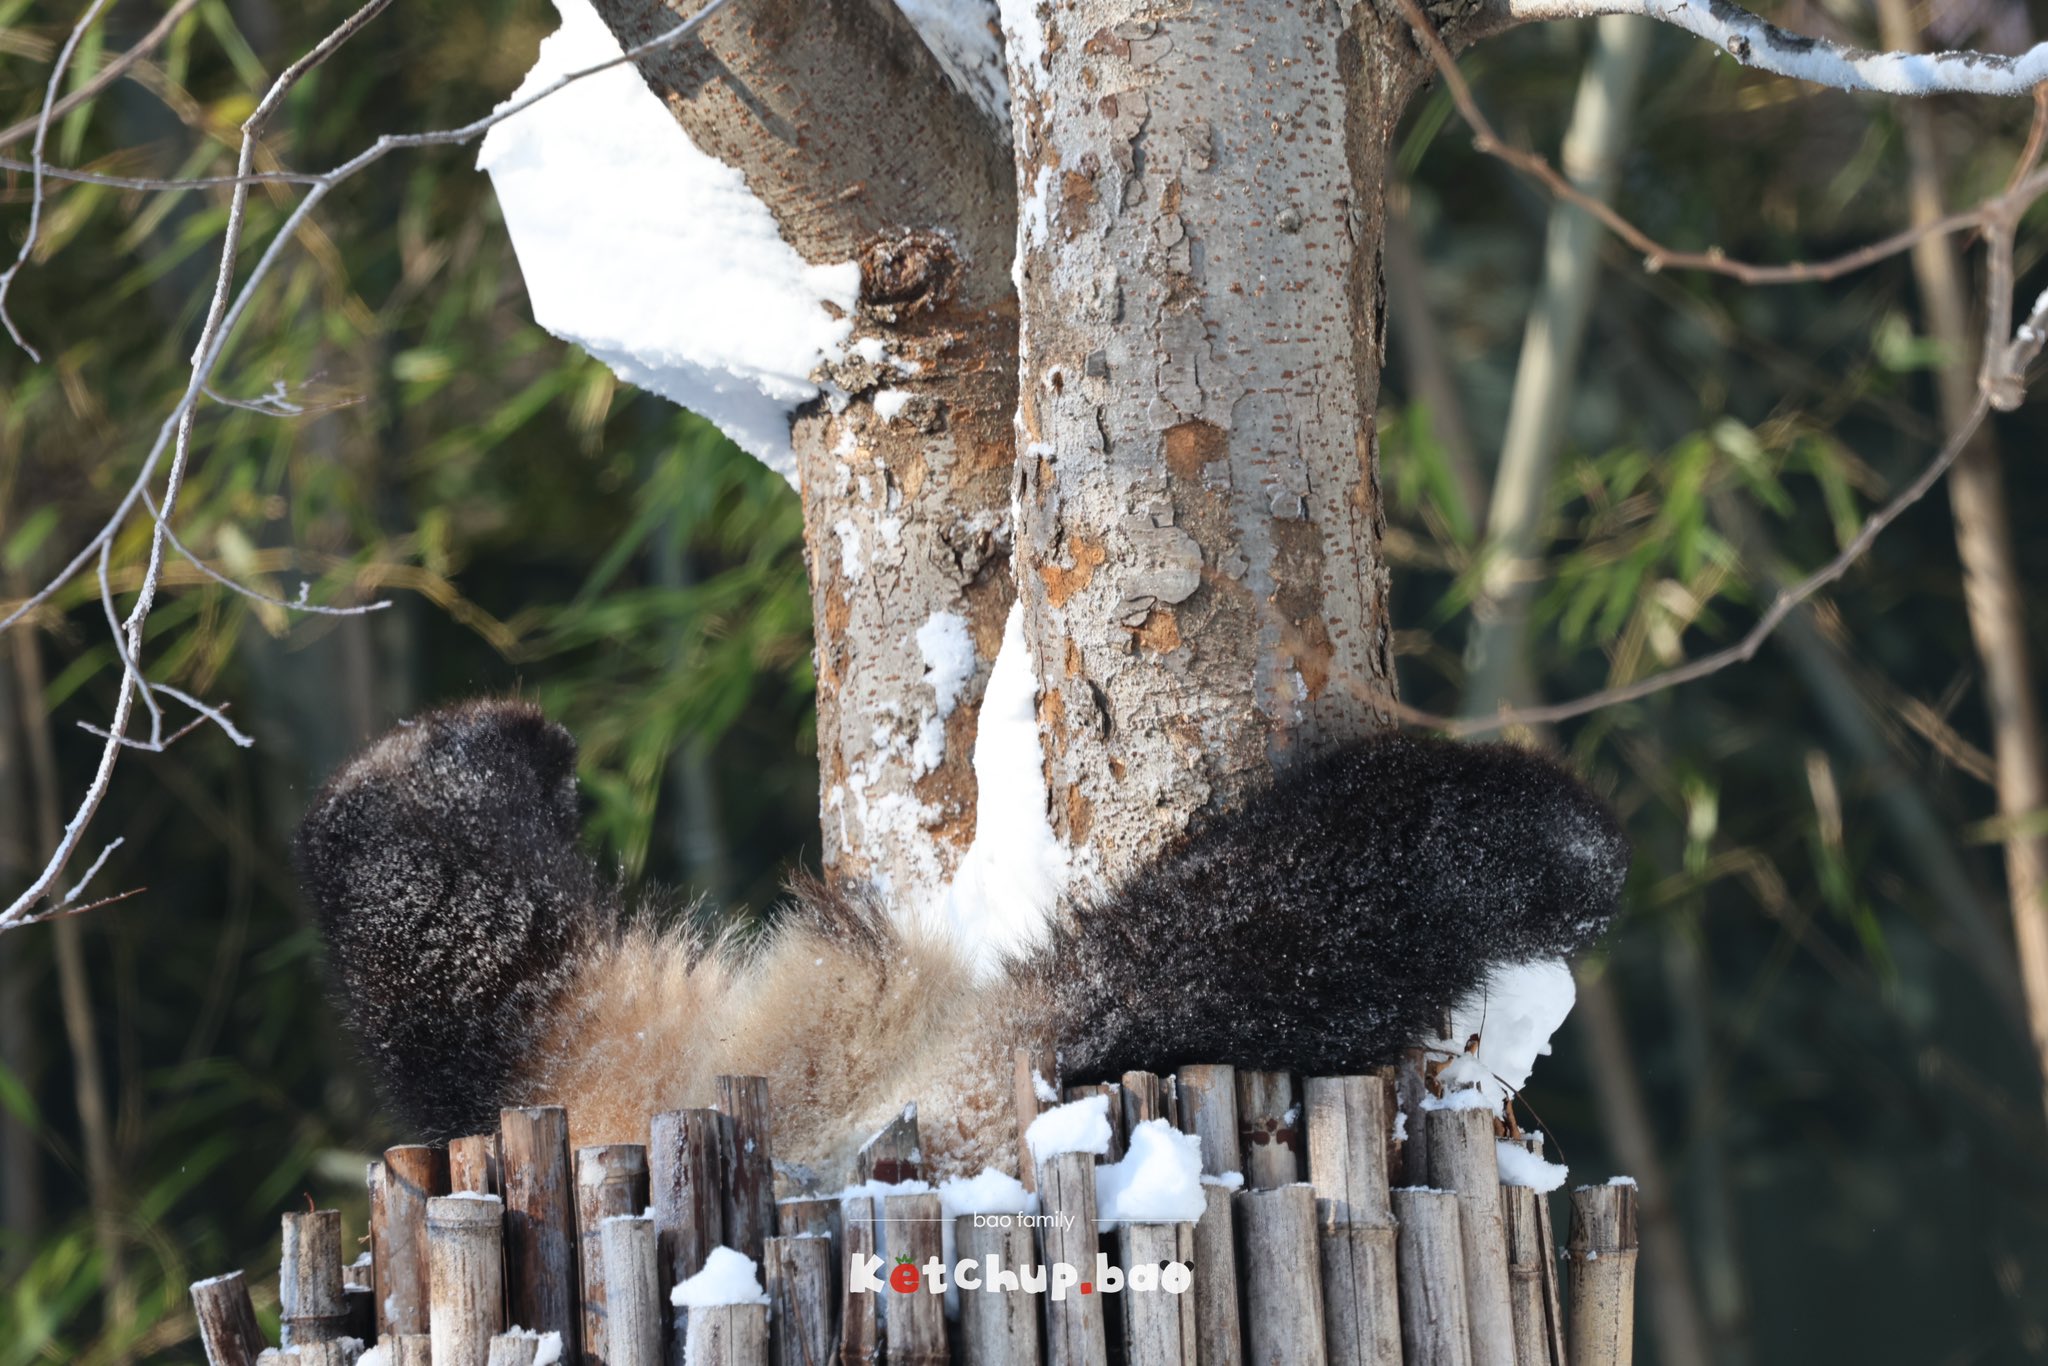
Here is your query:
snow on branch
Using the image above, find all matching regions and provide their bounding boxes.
[1502,0,2048,96]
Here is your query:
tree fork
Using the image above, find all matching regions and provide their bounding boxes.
[1003,0,1434,887]
[595,0,1021,904]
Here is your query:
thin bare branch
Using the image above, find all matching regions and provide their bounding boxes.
[0,0,116,361]
[1501,0,2048,96]
[0,0,201,149]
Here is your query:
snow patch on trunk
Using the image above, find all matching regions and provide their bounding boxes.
[477,0,858,483]
[937,603,1068,974]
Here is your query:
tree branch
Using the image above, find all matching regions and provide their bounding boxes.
[1495,0,2048,96]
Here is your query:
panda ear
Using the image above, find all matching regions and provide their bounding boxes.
[295,700,614,1138]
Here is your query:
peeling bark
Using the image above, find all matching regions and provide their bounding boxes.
[596,0,1020,905]
[1002,0,1429,886]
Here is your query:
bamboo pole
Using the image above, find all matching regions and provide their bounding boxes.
[191,1271,267,1366]
[854,1103,923,1185]
[387,1334,434,1365]
[1236,1184,1326,1365]
[428,1194,508,1366]
[601,1215,663,1366]
[1424,1107,1516,1366]
[487,1332,548,1365]
[375,1144,449,1341]
[1566,1184,1638,1366]
[501,1107,580,1361]
[957,1217,1042,1366]
[1233,1070,1300,1190]
[1503,1185,1562,1366]
[1038,1151,1109,1366]
[1392,1189,1472,1366]
[579,1143,651,1366]
[1175,1065,1242,1366]
[776,1196,839,1241]
[1120,1071,1170,1131]
[716,1076,777,1262]
[838,1196,881,1366]
[1120,1222,1197,1366]
[764,1234,835,1366]
[452,1133,503,1196]
[883,1192,947,1366]
[1392,1053,1431,1187]
[685,1304,770,1366]
[280,1209,348,1348]
[1305,1076,1401,1366]
[1014,1045,1056,1192]
[652,1109,727,1365]
[1066,1082,1125,1161]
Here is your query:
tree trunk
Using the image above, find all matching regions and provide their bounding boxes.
[1002,0,1424,886]
[596,0,1020,908]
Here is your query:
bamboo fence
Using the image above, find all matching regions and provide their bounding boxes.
[191,1053,1637,1366]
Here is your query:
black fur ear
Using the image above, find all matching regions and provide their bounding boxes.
[1047,734,1628,1080]
[295,700,615,1138]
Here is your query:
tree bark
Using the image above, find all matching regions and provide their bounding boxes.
[1002,0,1424,886]
[595,0,1020,908]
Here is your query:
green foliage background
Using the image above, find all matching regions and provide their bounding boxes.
[3,0,2047,1360]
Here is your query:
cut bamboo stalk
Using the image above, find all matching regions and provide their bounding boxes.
[388,1334,434,1366]
[1176,1065,1242,1366]
[764,1234,834,1366]
[1424,1107,1516,1366]
[1014,1045,1057,1192]
[579,1143,651,1366]
[1120,1222,1197,1366]
[375,1144,449,1341]
[1528,1144,1567,1366]
[1065,1082,1125,1161]
[1392,1052,1431,1187]
[838,1196,881,1366]
[1190,1185,1242,1366]
[776,1196,839,1241]
[1176,1065,1242,1175]
[1305,1076,1401,1366]
[716,1076,777,1262]
[685,1304,769,1366]
[956,1216,1042,1366]
[191,1270,267,1366]
[1565,1183,1637,1366]
[502,1106,580,1362]
[1236,1185,1327,1365]
[1233,1070,1300,1190]
[1392,1188,1471,1366]
[651,1108,727,1363]
[1503,1185,1561,1366]
[883,1192,947,1366]
[428,1194,507,1366]
[853,1103,922,1185]
[1120,1071,1168,1130]
[452,1133,503,1196]
[601,1215,663,1366]
[280,1209,348,1347]
[1038,1151,1108,1366]
[487,1332,545,1366]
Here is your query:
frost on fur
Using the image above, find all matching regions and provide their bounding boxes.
[297,702,1627,1176]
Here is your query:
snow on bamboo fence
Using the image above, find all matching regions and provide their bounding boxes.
[189,1053,1637,1366]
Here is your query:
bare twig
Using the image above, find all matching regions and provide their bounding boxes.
[1405,0,2048,286]
[0,0,201,150]
[0,0,116,360]
[1380,389,1993,737]
[0,0,745,928]
[1500,0,2048,96]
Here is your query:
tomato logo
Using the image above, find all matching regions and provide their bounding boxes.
[889,1254,920,1294]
